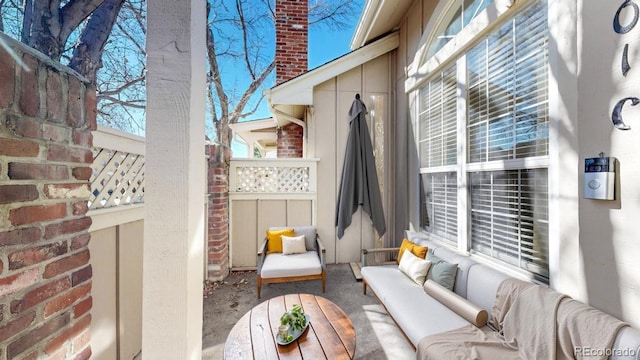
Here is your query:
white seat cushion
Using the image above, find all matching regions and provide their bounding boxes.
[260,251,322,278]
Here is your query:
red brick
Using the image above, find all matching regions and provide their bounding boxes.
[72,327,90,353]
[44,217,92,240]
[20,352,39,360]
[19,55,40,117]
[48,145,93,163]
[85,86,97,131]
[72,130,92,147]
[0,312,36,343]
[71,265,92,286]
[72,167,92,180]
[0,137,39,157]
[6,115,41,139]
[44,183,90,199]
[0,46,16,108]
[45,314,91,355]
[43,249,90,279]
[67,78,83,127]
[46,70,64,122]
[73,296,92,319]
[8,242,68,270]
[0,184,39,204]
[7,312,70,359]
[9,203,67,226]
[43,123,71,142]
[70,234,90,250]
[72,200,89,216]
[11,277,71,313]
[44,282,91,317]
[0,227,42,246]
[8,162,68,180]
[0,268,39,297]
[74,345,91,360]
[47,144,69,161]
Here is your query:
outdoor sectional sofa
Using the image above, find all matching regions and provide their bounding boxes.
[361,231,640,359]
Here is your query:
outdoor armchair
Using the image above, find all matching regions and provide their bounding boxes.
[256,226,326,298]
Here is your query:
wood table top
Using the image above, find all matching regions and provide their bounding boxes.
[224,293,356,359]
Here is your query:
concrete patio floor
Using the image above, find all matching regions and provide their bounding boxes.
[202,263,414,359]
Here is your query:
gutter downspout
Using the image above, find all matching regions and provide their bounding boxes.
[270,104,307,158]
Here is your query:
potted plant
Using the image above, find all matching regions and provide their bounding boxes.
[278,304,307,342]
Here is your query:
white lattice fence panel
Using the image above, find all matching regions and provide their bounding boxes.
[235,166,311,193]
[90,148,145,209]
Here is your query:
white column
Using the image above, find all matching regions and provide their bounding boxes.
[144,1,206,359]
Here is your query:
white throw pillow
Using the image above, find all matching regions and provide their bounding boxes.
[398,251,432,285]
[281,235,307,255]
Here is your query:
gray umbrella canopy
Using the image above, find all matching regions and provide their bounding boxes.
[335,94,386,239]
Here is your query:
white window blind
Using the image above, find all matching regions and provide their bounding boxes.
[419,64,458,168]
[470,169,549,281]
[420,172,458,245]
[416,0,549,281]
[467,0,548,162]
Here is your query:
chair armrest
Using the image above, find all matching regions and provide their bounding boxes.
[361,247,400,267]
[315,235,326,270]
[257,237,268,273]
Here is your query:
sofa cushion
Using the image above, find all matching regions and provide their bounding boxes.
[362,265,470,346]
[260,251,321,278]
[466,264,511,324]
[292,226,316,251]
[427,253,458,291]
[268,226,316,251]
[281,235,307,255]
[398,251,432,285]
[266,228,294,254]
[398,238,428,263]
[423,280,488,327]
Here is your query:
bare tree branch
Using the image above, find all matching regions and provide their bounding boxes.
[232,60,274,123]
[97,95,146,109]
[99,75,144,96]
[235,0,256,79]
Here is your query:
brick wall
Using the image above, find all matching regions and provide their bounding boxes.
[277,122,304,158]
[275,0,308,85]
[0,35,95,359]
[207,144,229,281]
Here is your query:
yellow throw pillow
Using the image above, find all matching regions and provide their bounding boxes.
[397,238,428,264]
[266,228,295,254]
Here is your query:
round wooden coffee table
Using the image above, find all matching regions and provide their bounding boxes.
[224,293,356,359]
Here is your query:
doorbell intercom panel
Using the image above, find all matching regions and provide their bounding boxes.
[584,156,616,200]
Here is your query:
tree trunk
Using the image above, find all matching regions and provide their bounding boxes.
[69,0,125,83]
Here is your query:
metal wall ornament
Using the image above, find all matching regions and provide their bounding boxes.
[614,0,639,34]
[612,0,639,130]
[612,97,640,130]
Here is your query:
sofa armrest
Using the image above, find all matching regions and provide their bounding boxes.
[315,235,326,270]
[361,247,400,266]
[257,237,268,273]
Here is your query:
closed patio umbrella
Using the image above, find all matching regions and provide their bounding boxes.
[336,94,386,239]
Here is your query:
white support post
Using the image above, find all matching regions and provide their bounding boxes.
[143,2,206,359]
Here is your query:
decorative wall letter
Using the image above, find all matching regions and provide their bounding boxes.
[612,0,639,130]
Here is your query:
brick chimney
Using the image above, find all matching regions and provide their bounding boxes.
[275,0,308,85]
[275,0,307,158]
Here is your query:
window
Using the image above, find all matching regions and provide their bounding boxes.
[425,0,496,59]
[418,0,549,281]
